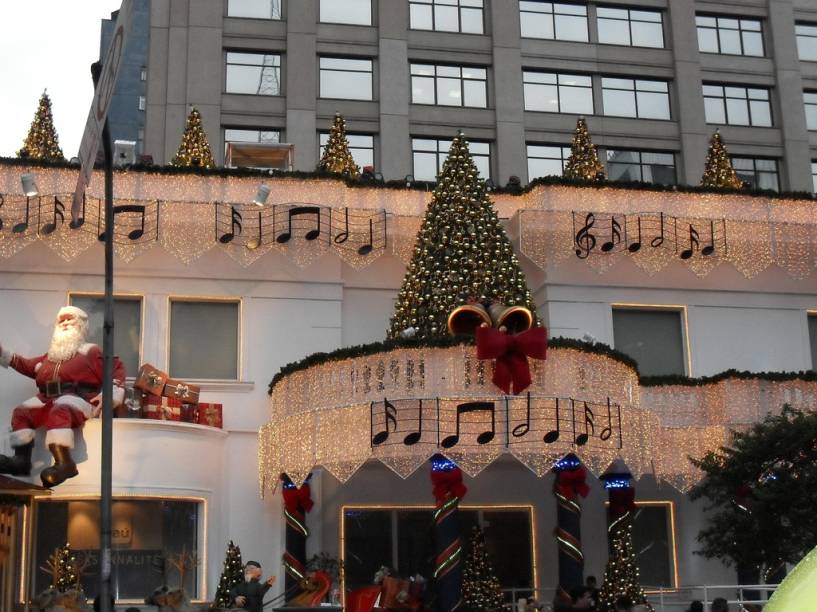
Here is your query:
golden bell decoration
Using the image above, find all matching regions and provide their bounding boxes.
[447,303,492,336]
[487,303,534,334]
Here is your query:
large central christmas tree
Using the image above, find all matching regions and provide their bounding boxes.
[387,132,538,339]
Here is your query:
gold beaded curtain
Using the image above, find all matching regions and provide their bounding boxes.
[388,133,538,339]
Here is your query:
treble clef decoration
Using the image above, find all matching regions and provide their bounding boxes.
[574,212,596,259]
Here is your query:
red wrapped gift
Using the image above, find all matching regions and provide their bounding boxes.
[180,403,198,423]
[197,403,223,428]
[142,395,182,421]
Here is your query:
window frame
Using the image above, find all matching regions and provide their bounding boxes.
[226,0,282,19]
[519,1,589,42]
[611,304,691,377]
[702,83,772,127]
[796,22,817,62]
[805,91,817,131]
[410,63,488,108]
[319,56,375,101]
[604,149,677,184]
[526,143,572,179]
[224,50,282,96]
[730,156,780,191]
[409,0,485,34]
[411,137,492,181]
[601,77,671,120]
[808,311,817,371]
[167,296,242,382]
[67,292,144,380]
[812,160,817,194]
[597,6,665,49]
[319,0,372,26]
[27,495,207,606]
[523,70,594,114]
[695,14,764,57]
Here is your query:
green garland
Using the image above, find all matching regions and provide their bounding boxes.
[2,156,814,202]
[640,368,817,387]
[268,336,638,394]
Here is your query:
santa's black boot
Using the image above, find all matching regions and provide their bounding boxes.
[0,441,33,476]
[40,444,78,487]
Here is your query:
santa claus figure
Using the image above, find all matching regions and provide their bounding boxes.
[0,306,126,487]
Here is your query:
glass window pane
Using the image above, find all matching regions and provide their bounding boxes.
[225,128,280,143]
[632,10,661,23]
[434,5,459,31]
[597,7,626,19]
[757,171,779,191]
[645,162,676,185]
[462,66,486,79]
[749,100,772,126]
[718,18,739,30]
[755,158,776,171]
[702,84,723,97]
[437,65,460,77]
[805,101,817,130]
[560,86,594,115]
[598,19,630,46]
[797,29,817,61]
[524,83,559,112]
[697,27,719,53]
[473,153,491,179]
[603,89,636,117]
[603,77,634,90]
[704,97,726,124]
[636,91,670,119]
[414,151,439,180]
[637,80,668,93]
[469,141,490,155]
[810,315,817,368]
[521,14,554,39]
[411,63,435,76]
[70,296,141,378]
[608,162,641,182]
[320,0,371,25]
[437,77,463,105]
[613,309,685,376]
[624,505,675,588]
[742,31,764,56]
[228,0,281,19]
[718,29,741,54]
[483,511,533,589]
[741,19,762,32]
[747,88,768,100]
[606,150,640,164]
[343,510,393,590]
[414,138,438,151]
[696,16,716,27]
[463,79,487,107]
[410,4,433,29]
[558,3,586,16]
[555,14,588,41]
[524,71,557,84]
[726,97,750,125]
[321,69,372,100]
[170,301,239,379]
[461,8,484,33]
[632,22,664,48]
[226,64,280,95]
[396,512,434,580]
[528,157,564,178]
[412,76,436,104]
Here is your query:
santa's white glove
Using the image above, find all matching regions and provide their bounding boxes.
[0,344,12,369]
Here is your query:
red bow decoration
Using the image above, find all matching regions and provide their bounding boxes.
[609,487,636,517]
[555,466,590,501]
[282,482,314,514]
[476,326,547,395]
[430,466,468,505]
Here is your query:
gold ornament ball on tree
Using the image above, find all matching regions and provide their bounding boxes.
[171,107,215,169]
[18,90,65,162]
[318,112,360,179]
[700,130,745,189]
[563,117,605,181]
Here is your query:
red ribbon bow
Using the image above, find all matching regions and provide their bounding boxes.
[555,466,590,501]
[282,482,314,514]
[430,467,468,505]
[609,487,636,517]
[476,326,548,395]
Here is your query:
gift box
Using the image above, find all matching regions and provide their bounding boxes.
[180,403,198,423]
[163,378,201,404]
[142,395,182,421]
[196,403,223,428]
[134,363,168,396]
[115,387,144,419]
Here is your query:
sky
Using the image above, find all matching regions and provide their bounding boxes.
[0,1,124,158]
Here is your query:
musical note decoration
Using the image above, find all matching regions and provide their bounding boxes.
[331,207,387,267]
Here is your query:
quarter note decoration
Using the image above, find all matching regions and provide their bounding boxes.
[218,206,243,244]
[40,196,65,235]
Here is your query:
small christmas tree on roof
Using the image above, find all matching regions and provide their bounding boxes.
[700,130,745,189]
[387,132,538,339]
[462,527,504,612]
[318,113,360,178]
[171,107,215,168]
[563,117,605,181]
[211,540,243,609]
[597,524,654,612]
[18,90,65,162]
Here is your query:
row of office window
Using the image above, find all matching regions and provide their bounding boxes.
[226,0,817,62]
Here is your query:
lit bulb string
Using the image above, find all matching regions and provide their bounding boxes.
[608,510,631,535]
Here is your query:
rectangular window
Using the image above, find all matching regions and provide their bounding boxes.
[169,299,239,380]
[523,71,593,114]
[137,96,145,111]
[68,294,141,378]
[731,157,779,191]
[519,1,588,42]
[343,506,534,599]
[320,133,375,169]
[227,0,281,19]
[597,7,664,48]
[796,23,817,62]
[702,84,771,127]
[319,57,373,100]
[410,0,484,34]
[140,67,147,81]
[410,63,487,107]
[33,498,201,600]
[320,0,371,25]
[805,92,817,130]
[607,502,677,589]
[527,144,571,179]
[412,137,490,181]
[812,161,817,193]
[224,128,282,162]
[602,77,670,120]
[605,150,676,184]
[809,314,817,370]
[696,15,764,56]
[612,307,686,376]
[225,52,281,95]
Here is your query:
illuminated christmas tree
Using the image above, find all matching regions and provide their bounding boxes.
[318,113,360,178]
[461,527,504,612]
[563,117,605,181]
[596,524,653,612]
[211,540,243,609]
[387,132,538,339]
[700,130,745,189]
[55,543,79,592]
[171,107,215,168]
[18,90,65,161]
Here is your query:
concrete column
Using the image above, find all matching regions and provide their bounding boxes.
[285,0,319,170]
[144,0,171,163]
[378,0,410,180]
[666,1,709,186]
[490,0,526,185]
[768,0,812,191]
[187,0,223,163]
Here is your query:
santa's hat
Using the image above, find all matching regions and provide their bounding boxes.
[56,306,89,321]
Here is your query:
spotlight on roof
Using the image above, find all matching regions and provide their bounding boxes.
[20,173,38,197]
[404,174,415,188]
[508,175,521,188]
[484,178,495,192]
[253,184,271,207]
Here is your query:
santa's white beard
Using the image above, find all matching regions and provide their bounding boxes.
[47,325,86,362]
